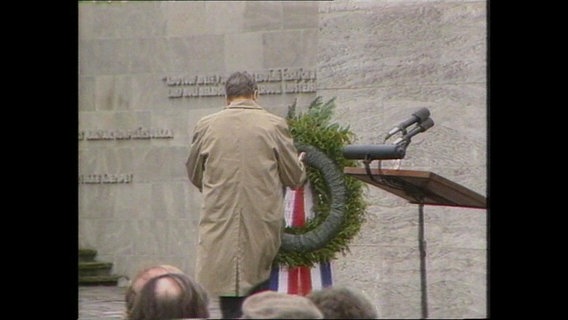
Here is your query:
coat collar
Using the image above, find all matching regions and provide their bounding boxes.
[225,99,263,110]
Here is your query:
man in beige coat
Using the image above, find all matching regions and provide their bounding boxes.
[186,71,306,318]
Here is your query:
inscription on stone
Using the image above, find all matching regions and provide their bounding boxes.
[79,128,174,141]
[163,68,317,99]
[79,173,133,184]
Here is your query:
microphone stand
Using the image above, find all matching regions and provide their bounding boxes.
[362,138,429,319]
[344,115,486,319]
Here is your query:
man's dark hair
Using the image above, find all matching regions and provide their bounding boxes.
[306,286,377,319]
[128,273,210,320]
[225,71,258,99]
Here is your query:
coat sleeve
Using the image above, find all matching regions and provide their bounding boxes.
[274,118,306,189]
[186,122,206,192]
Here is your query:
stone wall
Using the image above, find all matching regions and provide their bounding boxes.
[316,1,487,318]
[78,1,486,318]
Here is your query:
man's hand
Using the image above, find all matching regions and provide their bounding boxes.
[298,152,306,163]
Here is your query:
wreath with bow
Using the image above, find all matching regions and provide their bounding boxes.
[275,97,368,267]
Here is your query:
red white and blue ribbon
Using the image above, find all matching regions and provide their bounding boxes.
[268,181,334,295]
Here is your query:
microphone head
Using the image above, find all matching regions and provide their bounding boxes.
[412,107,430,122]
[420,117,435,131]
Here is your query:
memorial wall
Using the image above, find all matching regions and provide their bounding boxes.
[78,1,486,318]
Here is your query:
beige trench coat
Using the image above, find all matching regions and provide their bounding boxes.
[185,99,306,297]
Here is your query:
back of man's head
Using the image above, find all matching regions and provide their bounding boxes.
[225,71,258,99]
[128,273,210,320]
[125,265,185,315]
[241,290,323,319]
[306,285,378,319]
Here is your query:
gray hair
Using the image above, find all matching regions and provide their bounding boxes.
[306,286,378,319]
[224,71,258,98]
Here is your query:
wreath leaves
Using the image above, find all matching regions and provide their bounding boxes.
[275,97,368,267]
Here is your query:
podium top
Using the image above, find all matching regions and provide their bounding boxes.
[344,167,486,209]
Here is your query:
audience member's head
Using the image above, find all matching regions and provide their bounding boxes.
[128,272,210,320]
[124,265,185,316]
[240,290,324,319]
[306,285,378,319]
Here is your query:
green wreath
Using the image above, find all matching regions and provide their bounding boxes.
[281,143,346,252]
[275,97,368,268]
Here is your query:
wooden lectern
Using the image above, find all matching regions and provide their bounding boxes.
[344,166,487,318]
[343,167,486,209]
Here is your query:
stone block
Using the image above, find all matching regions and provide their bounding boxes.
[79,39,131,76]
[316,89,389,144]
[377,280,422,319]
[428,278,487,318]
[79,76,95,111]
[78,218,98,249]
[94,75,133,111]
[78,3,95,40]
[424,207,487,250]
[243,1,283,32]
[317,2,486,89]
[131,219,168,255]
[301,29,319,67]
[130,73,171,110]
[78,111,152,136]
[112,183,153,220]
[79,1,165,39]
[262,30,313,68]
[165,219,199,261]
[205,1,248,34]
[150,182,190,220]
[150,109,191,147]
[225,32,264,72]
[283,1,319,29]
[127,38,171,74]
[166,35,225,73]
[426,247,487,318]
[79,184,115,219]
[130,146,186,183]
[334,244,423,318]
[332,245,383,284]
[95,219,136,258]
[378,208,424,247]
[161,1,208,37]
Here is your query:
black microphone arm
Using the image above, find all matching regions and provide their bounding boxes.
[342,144,406,161]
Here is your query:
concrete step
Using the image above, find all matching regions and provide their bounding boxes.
[79,248,97,263]
[79,275,122,286]
[79,261,114,277]
[78,248,125,286]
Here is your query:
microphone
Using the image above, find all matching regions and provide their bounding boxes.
[384,107,431,140]
[342,144,406,160]
[393,117,435,145]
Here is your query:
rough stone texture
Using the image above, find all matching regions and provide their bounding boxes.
[316,1,487,318]
[78,1,486,318]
